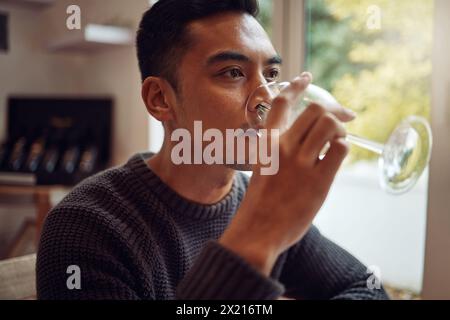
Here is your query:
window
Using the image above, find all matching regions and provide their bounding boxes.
[257,0,274,38]
[305,0,432,162]
[304,0,434,295]
[146,0,438,295]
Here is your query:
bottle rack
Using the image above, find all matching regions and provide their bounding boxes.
[0,97,112,186]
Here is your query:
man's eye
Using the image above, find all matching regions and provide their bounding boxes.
[265,69,280,81]
[223,68,244,79]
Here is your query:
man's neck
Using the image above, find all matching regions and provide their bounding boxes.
[147,144,236,205]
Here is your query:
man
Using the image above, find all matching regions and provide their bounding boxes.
[37,0,389,300]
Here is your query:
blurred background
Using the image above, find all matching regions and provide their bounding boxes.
[0,0,449,300]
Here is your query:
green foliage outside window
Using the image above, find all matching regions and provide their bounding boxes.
[257,0,273,38]
[306,0,433,162]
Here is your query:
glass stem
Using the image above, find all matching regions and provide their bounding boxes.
[346,134,384,155]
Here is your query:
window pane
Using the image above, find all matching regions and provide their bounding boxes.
[305,0,434,296]
[257,0,273,38]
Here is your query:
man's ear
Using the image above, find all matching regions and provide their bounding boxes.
[141,77,177,122]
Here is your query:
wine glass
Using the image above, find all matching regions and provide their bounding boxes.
[245,82,433,194]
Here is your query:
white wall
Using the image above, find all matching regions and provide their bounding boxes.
[0,2,86,140]
[0,0,151,165]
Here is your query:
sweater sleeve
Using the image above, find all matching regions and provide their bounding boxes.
[176,241,285,300]
[36,207,141,300]
[279,225,390,300]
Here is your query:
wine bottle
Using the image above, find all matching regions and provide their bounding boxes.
[41,128,66,174]
[79,130,99,174]
[25,128,49,173]
[8,128,35,171]
[61,128,82,174]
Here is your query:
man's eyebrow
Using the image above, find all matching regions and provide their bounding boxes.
[267,56,282,65]
[206,51,282,66]
[206,51,250,65]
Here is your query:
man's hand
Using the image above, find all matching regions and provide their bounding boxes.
[219,73,351,276]
[298,72,356,124]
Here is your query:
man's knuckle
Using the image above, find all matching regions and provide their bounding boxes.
[335,139,350,154]
[291,80,307,91]
[321,113,338,129]
[273,95,289,106]
[308,103,326,116]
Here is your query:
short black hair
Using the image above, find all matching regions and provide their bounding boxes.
[136,0,259,90]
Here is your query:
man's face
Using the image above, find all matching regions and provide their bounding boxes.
[169,12,281,169]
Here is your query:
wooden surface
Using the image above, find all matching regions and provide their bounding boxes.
[0,185,68,252]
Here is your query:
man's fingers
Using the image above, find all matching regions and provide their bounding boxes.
[285,103,325,149]
[317,137,350,179]
[325,103,356,123]
[300,112,347,164]
[265,74,312,132]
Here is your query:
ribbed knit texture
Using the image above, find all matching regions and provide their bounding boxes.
[36,152,389,300]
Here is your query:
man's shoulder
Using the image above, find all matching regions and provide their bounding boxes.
[62,166,127,203]
[41,155,155,248]
[50,156,144,218]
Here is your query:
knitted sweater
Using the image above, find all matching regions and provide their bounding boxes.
[36,152,389,300]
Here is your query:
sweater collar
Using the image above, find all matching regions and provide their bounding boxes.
[126,152,248,220]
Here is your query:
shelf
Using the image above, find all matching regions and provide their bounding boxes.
[0,172,36,186]
[48,24,134,53]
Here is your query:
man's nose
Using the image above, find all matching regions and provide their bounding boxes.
[245,79,278,115]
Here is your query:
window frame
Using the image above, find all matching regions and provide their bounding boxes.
[272,0,306,81]
[422,0,450,300]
